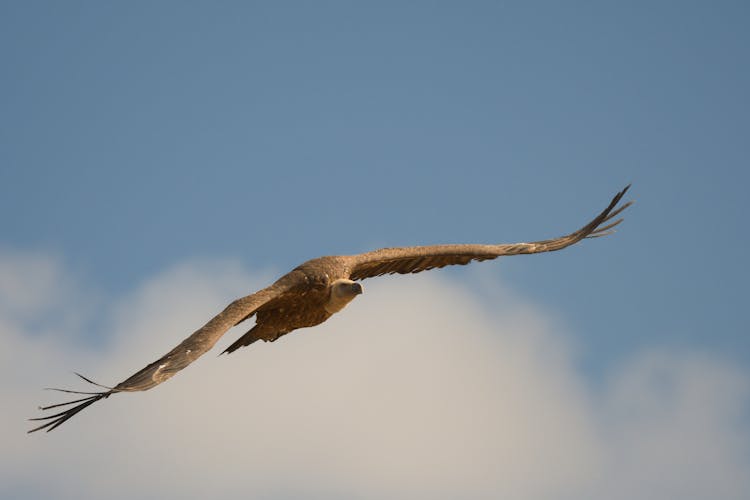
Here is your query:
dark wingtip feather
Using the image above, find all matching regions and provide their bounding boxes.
[29,373,116,434]
[73,372,114,390]
[582,185,633,241]
[590,218,624,236]
[28,391,111,433]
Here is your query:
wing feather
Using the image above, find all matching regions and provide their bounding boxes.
[348,185,632,280]
[28,274,302,433]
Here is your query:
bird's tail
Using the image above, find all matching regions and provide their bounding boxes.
[28,373,116,433]
[221,325,262,355]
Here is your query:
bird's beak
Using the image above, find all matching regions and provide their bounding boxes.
[352,282,363,295]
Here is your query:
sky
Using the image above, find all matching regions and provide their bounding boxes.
[1,1,749,499]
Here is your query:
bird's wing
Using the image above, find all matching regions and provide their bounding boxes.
[29,273,303,433]
[348,185,632,281]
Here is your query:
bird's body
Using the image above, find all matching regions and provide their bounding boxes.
[29,186,633,433]
[228,272,335,349]
[225,256,360,351]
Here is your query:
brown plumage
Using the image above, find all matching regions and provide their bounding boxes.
[29,185,632,433]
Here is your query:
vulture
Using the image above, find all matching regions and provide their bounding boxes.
[29,185,632,433]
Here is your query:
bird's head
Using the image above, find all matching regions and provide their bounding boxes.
[325,279,363,314]
[331,278,363,298]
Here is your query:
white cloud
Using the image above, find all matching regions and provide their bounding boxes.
[1,255,748,500]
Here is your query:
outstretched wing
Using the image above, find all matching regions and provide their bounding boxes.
[348,185,632,281]
[29,273,302,433]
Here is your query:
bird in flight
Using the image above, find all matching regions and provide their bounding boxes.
[29,185,632,433]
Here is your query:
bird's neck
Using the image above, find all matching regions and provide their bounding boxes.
[324,290,358,314]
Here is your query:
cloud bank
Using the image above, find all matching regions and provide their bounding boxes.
[1,252,748,499]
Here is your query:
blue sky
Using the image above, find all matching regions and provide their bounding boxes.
[1,2,749,499]
[3,1,748,369]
